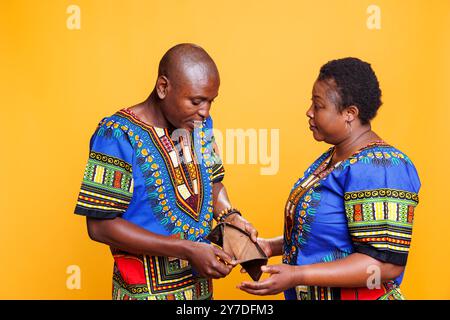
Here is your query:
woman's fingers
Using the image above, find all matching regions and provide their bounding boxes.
[237,281,272,295]
[261,265,280,274]
[237,286,269,296]
[245,223,258,242]
[239,279,271,290]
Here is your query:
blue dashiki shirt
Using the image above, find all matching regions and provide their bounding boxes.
[74,108,225,300]
[283,141,420,300]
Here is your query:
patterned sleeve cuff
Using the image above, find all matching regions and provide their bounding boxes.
[353,244,408,266]
[74,206,122,219]
[211,163,225,183]
[209,136,225,183]
[345,188,418,267]
[74,151,133,219]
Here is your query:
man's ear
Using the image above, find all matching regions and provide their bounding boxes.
[156,75,169,99]
[345,105,360,122]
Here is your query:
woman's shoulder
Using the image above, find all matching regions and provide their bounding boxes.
[343,141,415,168]
[339,141,421,194]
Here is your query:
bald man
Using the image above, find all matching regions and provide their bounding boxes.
[74,44,258,300]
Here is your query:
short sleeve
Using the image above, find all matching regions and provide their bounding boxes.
[204,116,225,183]
[343,151,421,266]
[74,118,134,219]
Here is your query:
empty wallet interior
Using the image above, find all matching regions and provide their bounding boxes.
[206,222,268,281]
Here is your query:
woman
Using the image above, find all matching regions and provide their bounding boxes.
[238,57,420,300]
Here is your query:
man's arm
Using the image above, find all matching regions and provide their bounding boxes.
[86,217,234,279]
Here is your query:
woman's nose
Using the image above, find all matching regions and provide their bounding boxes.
[306,105,313,118]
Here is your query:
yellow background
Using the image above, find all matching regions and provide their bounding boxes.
[1,0,449,299]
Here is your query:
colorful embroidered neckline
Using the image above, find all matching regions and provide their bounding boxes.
[117,109,206,221]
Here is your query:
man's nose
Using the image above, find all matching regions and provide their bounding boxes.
[198,104,211,120]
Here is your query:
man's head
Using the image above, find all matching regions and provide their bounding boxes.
[154,43,220,131]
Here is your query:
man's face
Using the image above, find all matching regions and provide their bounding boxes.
[160,64,219,132]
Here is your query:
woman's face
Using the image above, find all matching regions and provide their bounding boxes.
[306,79,348,144]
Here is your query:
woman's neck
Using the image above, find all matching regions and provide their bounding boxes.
[333,125,380,163]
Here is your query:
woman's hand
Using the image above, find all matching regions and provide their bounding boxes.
[240,237,279,274]
[255,238,273,258]
[237,264,297,295]
[186,241,237,279]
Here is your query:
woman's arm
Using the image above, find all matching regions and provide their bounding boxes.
[257,236,284,257]
[294,253,404,287]
[238,252,404,295]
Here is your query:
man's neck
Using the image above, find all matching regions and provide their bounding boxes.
[135,92,170,128]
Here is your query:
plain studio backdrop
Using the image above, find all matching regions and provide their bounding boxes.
[0,0,449,299]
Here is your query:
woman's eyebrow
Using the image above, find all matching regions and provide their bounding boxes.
[313,95,324,101]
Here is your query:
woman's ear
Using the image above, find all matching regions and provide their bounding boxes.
[345,105,360,122]
[156,75,169,99]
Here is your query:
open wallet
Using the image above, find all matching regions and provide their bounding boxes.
[206,222,268,281]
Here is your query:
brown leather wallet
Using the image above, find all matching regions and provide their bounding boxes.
[206,222,268,281]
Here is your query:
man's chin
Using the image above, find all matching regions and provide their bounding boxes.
[185,123,194,132]
[173,121,201,133]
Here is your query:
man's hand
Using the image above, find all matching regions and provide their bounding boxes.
[186,241,237,279]
[223,213,258,242]
[212,182,258,242]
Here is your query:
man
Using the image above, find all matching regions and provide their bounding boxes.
[74,43,257,300]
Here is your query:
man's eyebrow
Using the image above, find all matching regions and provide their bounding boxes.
[190,95,217,100]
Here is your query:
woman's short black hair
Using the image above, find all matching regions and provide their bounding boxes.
[318,57,382,125]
